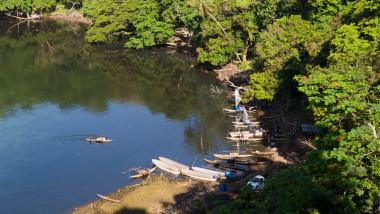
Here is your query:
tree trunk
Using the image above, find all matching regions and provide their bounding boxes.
[242,39,252,62]
[207,12,227,36]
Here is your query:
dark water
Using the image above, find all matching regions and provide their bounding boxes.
[0,20,243,213]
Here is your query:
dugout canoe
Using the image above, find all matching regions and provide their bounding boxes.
[152,159,181,175]
[158,157,189,170]
[192,167,226,178]
[226,137,264,142]
[213,153,253,160]
[86,138,112,142]
[180,168,217,181]
[229,132,264,138]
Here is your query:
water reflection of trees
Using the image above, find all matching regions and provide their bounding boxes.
[0,20,229,150]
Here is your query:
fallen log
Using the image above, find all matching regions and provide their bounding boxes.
[6,13,42,20]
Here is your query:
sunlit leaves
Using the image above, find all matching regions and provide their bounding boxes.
[245,15,322,101]
[85,0,175,48]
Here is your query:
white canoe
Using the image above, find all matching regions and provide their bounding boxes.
[232,121,261,125]
[86,138,112,142]
[180,168,217,181]
[214,154,253,159]
[226,137,264,142]
[158,157,189,170]
[192,167,226,178]
[223,109,256,113]
[229,132,263,138]
[152,159,180,175]
[232,121,260,125]
[213,154,236,160]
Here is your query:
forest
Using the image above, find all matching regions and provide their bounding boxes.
[1,0,379,213]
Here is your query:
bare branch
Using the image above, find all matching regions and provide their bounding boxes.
[351,112,378,139]
[225,74,246,91]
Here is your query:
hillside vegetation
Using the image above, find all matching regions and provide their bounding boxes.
[2,0,379,212]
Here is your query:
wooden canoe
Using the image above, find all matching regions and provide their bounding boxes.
[204,159,250,171]
[192,167,226,178]
[231,121,261,125]
[152,159,181,175]
[229,132,263,138]
[213,153,253,160]
[233,124,261,129]
[204,158,222,165]
[158,157,189,170]
[86,138,112,142]
[180,168,217,181]
[226,137,264,142]
[206,161,248,171]
[223,108,256,113]
[234,158,258,165]
[213,154,237,160]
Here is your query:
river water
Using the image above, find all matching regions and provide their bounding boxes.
[0,20,245,213]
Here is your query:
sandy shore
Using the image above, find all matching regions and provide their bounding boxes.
[73,160,283,214]
[73,174,239,214]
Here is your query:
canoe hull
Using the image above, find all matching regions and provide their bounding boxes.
[180,169,217,181]
[213,154,253,159]
[229,132,263,138]
[152,159,180,175]
[86,139,112,142]
[226,137,263,142]
[192,167,225,178]
[158,157,189,170]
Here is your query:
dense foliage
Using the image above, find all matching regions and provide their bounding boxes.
[2,0,379,212]
[80,0,380,213]
[0,0,82,15]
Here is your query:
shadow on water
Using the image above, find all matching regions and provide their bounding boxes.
[0,20,234,214]
[0,20,227,120]
[0,19,231,154]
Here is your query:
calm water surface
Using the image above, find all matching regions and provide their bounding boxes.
[0,20,252,213]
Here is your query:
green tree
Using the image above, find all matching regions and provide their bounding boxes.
[295,61,380,212]
[244,15,322,101]
[85,0,176,49]
[33,0,56,14]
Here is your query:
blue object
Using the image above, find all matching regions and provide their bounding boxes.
[225,171,236,178]
[236,106,241,110]
[220,183,227,192]
[247,123,252,126]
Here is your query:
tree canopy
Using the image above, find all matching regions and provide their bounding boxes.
[1,0,379,212]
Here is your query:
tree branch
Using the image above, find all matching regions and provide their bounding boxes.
[351,112,378,139]
[225,75,246,91]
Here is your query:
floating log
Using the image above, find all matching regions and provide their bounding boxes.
[97,194,121,203]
